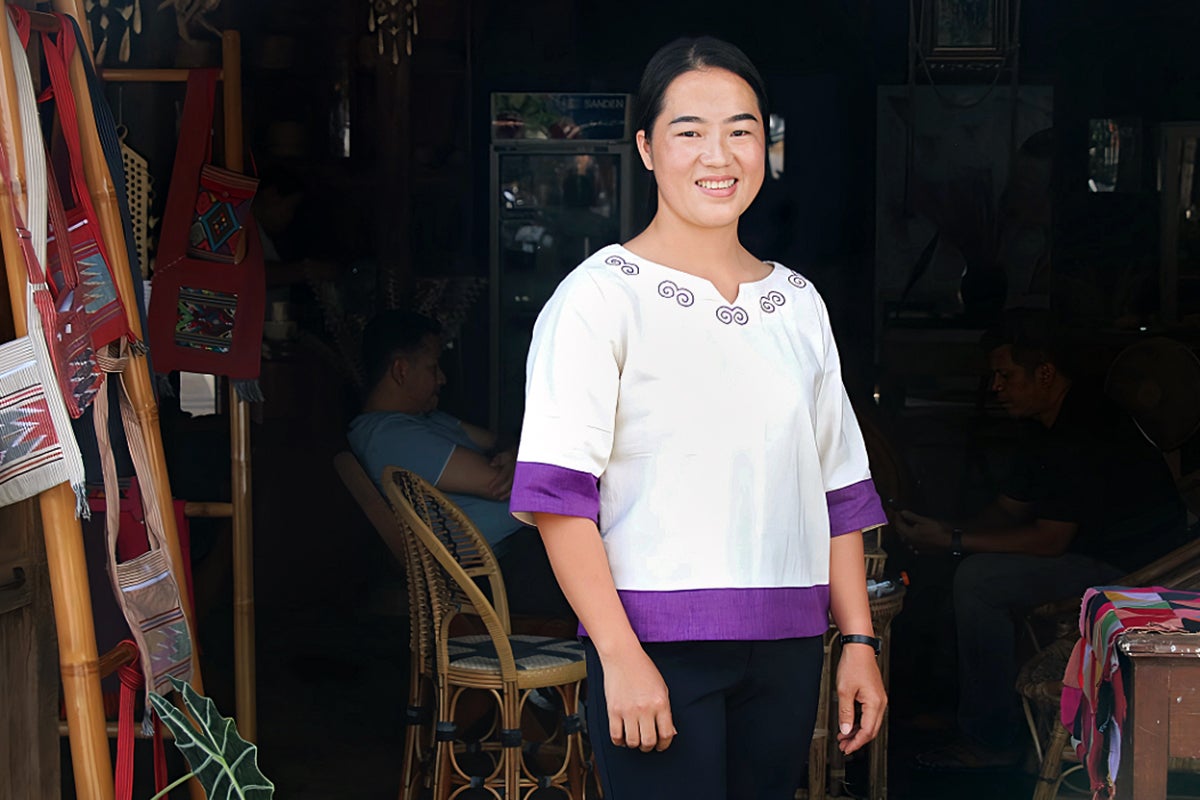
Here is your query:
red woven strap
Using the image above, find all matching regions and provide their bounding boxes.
[113,641,168,800]
[37,16,96,217]
[44,146,82,295]
[156,69,218,269]
[115,653,142,800]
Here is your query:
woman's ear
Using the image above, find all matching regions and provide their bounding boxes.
[636,129,654,171]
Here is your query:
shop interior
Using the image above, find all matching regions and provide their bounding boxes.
[5,0,1200,798]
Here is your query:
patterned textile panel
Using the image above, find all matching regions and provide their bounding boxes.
[173,286,238,354]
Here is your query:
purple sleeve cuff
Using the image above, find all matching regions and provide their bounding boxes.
[826,478,887,537]
[510,461,600,523]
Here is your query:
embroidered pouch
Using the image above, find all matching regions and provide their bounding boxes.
[94,346,194,729]
[0,336,76,507]
[149,69,264,389]
[187,163,258,264]
[35,10,131,352]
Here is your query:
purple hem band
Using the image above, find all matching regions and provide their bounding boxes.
[579,586,831,641]
[826,478,887,537]
[510,461,599,521]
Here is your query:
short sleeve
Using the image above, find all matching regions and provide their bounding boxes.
[361,417,458,488]
[809,292,887,536]
[511,270,623,525]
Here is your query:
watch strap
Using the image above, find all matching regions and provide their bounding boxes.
[840,633,882,655]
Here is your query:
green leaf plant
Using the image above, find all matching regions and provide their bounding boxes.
[147,677,274,799]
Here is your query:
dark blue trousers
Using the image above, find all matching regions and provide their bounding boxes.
[583,636,824,800]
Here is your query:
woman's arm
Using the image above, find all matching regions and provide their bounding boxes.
[534,512,676,752]
[828,530,887,755]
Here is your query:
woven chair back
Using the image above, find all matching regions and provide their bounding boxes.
[384,467,520,676]
[333,452,432,670]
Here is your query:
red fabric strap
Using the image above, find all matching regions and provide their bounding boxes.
[156,69,218,270]
[115,656,142,800]
[113,642,168,800]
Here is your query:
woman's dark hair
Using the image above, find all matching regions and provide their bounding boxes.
[361,310,443,388]
[632,36,769,218]
[633,36,768,141]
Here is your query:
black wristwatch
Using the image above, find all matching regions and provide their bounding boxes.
[840,634,882,655]
[950,527,965,557]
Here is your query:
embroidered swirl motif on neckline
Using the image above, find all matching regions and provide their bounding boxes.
[606,251,806,325]
[657,280,695,307]
[605,254,640,275]
[760,290,786,313]
[716,305,750,325]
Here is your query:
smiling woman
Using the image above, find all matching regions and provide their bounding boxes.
[510,36,889,800]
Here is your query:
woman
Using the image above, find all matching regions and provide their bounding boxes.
[510,36,887,799]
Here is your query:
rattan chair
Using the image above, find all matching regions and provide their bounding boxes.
[382,466,589,800]
[333,451,435,800]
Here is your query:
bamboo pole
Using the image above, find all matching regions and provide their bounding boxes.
[101,68,221,83]
[0,5,113,799]
[63,0,257,742]
[221,30,257,742]
[51,4,209,798]
[49,0,206,694]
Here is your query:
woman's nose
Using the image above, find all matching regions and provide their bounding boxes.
[701,137,732,165]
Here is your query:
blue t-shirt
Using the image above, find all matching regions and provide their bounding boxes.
[347,410,523,549]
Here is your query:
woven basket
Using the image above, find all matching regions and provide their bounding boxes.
[863,526,887,580]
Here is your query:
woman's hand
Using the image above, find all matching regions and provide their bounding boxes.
[835,642,887,755]
[601,645,677,752]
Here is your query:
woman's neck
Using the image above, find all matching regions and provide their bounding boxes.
[625,214,755,279]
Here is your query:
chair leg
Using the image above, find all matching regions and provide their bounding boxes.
[563,682,586,800]
[808,631,833,800]
[502,681,522,800]
[432,683,455,800]
[1032,721,1071,800]
[399,665,424,800]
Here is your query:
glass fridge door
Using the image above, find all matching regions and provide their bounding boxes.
[491,146,631,437]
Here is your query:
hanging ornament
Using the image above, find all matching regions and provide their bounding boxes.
[367,0,418,65]
[118,125,158,278]
[84,0,142,64]
[157,0,223,43]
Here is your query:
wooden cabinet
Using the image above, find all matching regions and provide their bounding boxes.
[0,498,60,799]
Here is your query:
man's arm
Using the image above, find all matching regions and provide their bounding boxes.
[437,446,512,501]
[459,420,500,453]
[895,497,1077,557]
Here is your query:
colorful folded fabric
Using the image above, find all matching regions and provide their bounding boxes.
[1061,586,1200,798]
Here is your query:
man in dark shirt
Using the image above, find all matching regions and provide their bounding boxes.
[896,316,1187,767]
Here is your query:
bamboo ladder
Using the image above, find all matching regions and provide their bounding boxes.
[0,2,254,797]
[50,0,259,741]
[0,5,144,800]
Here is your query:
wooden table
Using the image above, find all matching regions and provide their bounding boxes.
[1115,630,1200,800]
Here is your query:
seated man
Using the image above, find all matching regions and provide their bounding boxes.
[348,310,572,621]
[896,312,1187,768]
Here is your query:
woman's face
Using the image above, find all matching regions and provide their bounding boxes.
[637,67,765,232]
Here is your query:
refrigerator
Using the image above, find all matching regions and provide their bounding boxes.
[489,94,635,438]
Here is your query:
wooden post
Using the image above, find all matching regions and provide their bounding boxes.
[221,29,257,742]
[0,5,113,798]
[374,44,412,309]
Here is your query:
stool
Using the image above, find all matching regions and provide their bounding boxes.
[800,585,905,800]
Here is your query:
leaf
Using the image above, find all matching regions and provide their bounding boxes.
[149,678,274,799]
